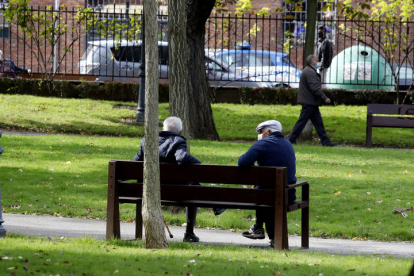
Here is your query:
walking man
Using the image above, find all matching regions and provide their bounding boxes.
[289,55,337,146]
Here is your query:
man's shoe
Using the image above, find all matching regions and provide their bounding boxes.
[242,224,265,240]
[323,142,337,147]
[183,233,199,243]
[213,208,225,216]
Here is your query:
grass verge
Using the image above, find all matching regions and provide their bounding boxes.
[0,234,412,276]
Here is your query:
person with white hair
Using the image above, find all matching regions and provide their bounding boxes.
[0,50,31,78]
[132,116,221,242]
[238,120,297,247]
[289,55,337,146]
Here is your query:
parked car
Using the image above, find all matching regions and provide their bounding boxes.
[79,40,275,88]
[206,56,279,88]
[78,40,169,82]
[209,42,302,88]
[392,64,414,91]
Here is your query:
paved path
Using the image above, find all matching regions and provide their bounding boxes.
[3,213,413,259]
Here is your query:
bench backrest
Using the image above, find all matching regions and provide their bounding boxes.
[108,160,288,206]
[367,104,414,128]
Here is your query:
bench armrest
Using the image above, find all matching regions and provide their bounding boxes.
[286,181,308,189]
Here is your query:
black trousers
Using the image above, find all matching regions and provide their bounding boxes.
[289,104,331,145]
[256,208,275,238]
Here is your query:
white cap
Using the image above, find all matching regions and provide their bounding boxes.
[255,120,282,132]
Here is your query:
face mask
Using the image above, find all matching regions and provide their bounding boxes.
[318,32,324,39]
[314,62,321,70]
[257,134,263,140]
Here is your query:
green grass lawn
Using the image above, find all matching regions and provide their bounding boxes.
[0,94,413,274]
[0,234,412,276]
[1,134,413,242]
[1,94,413,147]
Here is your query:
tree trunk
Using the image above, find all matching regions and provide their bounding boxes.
[301,0,318,140]
[298,120,313,141]
[142,0,168,249]
[168,0,189,215]
[184,0,220,141]
[169,0,190,146]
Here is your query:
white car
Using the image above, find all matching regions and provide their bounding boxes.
[79,40,276,88]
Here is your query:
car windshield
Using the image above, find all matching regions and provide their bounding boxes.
[221,53,274,67]
[282,55,297,68]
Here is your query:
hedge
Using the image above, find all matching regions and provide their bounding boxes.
[0,78,412,105]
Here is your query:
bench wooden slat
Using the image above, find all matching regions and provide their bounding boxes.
[286,181,308,189]
[371,116,414,128]
[119,197,273,210]
[115,161,282,187]
[118,183,274,205]
[368,104,414,115]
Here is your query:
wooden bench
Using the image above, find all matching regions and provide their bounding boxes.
[106,160,309,250]
[366,104,414,147]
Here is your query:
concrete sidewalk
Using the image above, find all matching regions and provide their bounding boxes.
[3,213,413,259]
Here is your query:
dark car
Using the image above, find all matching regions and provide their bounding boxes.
[392,64,414,91]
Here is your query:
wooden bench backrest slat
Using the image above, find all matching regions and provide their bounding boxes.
[112,161,281,187]
[118,183,274,205]
[372,116,414,128]
[368,104,414,116]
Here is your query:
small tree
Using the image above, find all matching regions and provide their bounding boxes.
[142,0,168,249]
[4,0,94,91]
[339,0,414,104]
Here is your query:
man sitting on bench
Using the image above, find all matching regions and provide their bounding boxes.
[132,116,221,242]
[238,120,297,247]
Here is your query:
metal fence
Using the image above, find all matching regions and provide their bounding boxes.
[1,7,414,90]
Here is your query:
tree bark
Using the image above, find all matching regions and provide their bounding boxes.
[142,0,168,249]
[169,0,190,146]
[184,0,220,141]
[167,0,191,215]
[301,0,318,140]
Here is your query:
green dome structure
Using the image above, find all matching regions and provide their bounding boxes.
[326,45,395,91]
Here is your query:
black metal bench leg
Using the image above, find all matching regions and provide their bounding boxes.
[136,203,143,239]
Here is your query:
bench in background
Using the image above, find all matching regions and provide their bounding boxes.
[106,160,309,250]
[366,104,414,147]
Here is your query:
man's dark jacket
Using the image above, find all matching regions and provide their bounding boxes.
[316,37,333,70]
[238,132,296,201]
[132,131,201,165]
[297,66,329,106]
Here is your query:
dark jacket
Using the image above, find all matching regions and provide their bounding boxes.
[297,66,328,106]
[316,37,333,70]
[132,131,201,166]
[238,132,296,201]
[238,132,296,184]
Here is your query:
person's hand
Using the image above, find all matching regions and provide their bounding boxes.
[325,98,331,104]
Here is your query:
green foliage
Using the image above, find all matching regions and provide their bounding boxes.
[354,89,389,104]
[238,87,297,105]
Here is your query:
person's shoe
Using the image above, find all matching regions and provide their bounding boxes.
[323,142,337,147]
[213,208,225,216]
[183,233,199,243]
[242,224,265,240]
